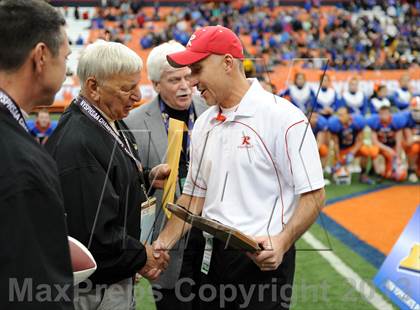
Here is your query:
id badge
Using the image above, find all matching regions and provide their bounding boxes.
[201,232,213,275]
[140,196,156,210]
[140,197,157,244]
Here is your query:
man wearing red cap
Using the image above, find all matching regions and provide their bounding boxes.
[155,25,326,309]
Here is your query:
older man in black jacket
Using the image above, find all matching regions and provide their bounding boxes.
[46,40,169,310]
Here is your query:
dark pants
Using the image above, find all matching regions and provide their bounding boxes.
[198,239,296,310]
[155,227,205,310]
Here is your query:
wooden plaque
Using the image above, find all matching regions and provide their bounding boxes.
[166,203,261,252]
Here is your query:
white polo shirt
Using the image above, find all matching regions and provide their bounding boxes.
[183,79,324,236]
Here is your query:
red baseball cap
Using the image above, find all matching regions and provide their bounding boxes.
[167,25,244,67]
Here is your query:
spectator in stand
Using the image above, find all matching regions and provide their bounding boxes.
[127,1,419,71]
[341,76,369,115]
[85,0,419,72]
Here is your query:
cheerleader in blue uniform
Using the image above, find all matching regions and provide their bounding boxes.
[314,74,340,118]
[390,73,413,111]
[369,84,392,114]
[279,72,315,114]
[341,76,369,115]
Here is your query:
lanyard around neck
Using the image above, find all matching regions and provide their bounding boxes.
[0,90,29,133]
[74,95,150,198]
[158,97,195,153]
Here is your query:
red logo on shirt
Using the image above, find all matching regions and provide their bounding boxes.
[238,135,253,149]
[242,136,251,145]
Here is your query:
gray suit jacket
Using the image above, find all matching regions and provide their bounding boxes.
[125,95,208,289]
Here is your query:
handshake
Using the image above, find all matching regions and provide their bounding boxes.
[139,239,170,281]
[138,164,171,280]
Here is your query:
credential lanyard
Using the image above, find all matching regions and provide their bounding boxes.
[74,95,150,198]
[159,97,195,156]
[0,90,29,133]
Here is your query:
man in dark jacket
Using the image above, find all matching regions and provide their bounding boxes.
[46,40,169,310]
[0,1,74,309]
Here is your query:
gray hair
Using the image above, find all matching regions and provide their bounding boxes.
[147,40,185,82]
[77,40,143,85]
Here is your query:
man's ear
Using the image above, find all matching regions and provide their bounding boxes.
[223,54,234,73]
[152,81,161,94]
[86,77,101,101]
[31,42,48,74]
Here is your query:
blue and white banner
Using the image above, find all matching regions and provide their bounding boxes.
[373,205,420,310]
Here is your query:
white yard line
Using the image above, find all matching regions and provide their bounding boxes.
[302,232,394,310]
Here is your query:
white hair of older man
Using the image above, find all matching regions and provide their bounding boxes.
[77,40,143,85]
[146,40,185,82]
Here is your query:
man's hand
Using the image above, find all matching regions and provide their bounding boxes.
[152,238,170,261]
[247,189,325,272]
[138,243,170,281]
[149,164,171,189]
[246,232,290,271]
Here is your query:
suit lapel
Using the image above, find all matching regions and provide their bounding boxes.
[143,98,168,166]
[143,96,208,166]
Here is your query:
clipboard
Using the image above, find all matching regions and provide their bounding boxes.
[166,203,262,252]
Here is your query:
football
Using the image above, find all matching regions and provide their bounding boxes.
[68,236,97,285]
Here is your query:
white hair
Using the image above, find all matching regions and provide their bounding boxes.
[77,40,143,85]
[146,40,185,82]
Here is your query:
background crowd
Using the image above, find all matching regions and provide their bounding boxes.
[76,0,420,71]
